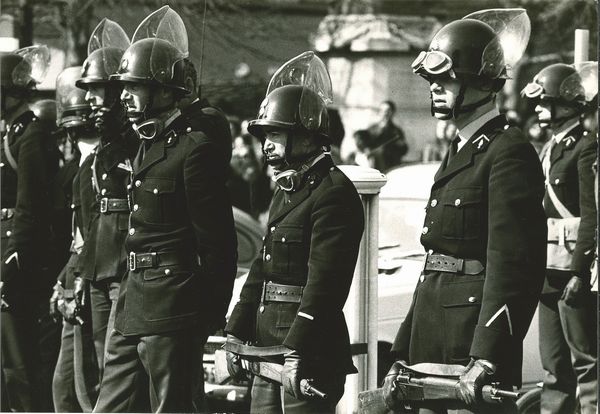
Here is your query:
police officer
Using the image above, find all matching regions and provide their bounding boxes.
[93,7,237,412]
[522,62,597,414]
[225,51,365,414]
[383,10,547,413]
[50,65,101,412]
[0,46,63,412]
[74,19,137,386]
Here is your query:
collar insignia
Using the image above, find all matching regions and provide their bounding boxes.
[473,134,489,149]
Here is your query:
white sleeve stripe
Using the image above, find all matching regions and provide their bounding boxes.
[4,252,18,266]
[298,312,314,321]
[485,304,513,335]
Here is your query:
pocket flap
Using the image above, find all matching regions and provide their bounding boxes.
[443,187,483,207]
[272,225,304,243]
[143,177,176,194]
[549,172,569,186]
[441,279,484,307]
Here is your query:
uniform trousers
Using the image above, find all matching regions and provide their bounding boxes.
[93,326,206,413]
[89,279,120,374]
[52,318,99,412]
[249,374,345,414]
[1,285,60,412]
[539,273,597,414]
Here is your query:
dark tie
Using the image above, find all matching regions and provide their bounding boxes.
[447,135,461,163]
[133,140,148,172]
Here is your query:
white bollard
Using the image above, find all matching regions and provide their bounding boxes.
[574,29,589,68]
[337,165,387,414]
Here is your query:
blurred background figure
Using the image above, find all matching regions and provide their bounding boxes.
[227,133,273,221]
[422,119,455,162]
[355,100,408,172]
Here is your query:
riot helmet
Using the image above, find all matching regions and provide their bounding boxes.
[248,51,331,166]
[522,63,588,123]
[110,6,189,94]
[56,66,92,129]
[77,19,130,88]
[0,46,50,93]
[412,9,530,119]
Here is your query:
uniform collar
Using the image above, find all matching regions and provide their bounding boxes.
[456,103,500,146]
[552,119,580,144]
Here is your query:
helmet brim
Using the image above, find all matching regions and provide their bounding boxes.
[110,73,190,94]
[247,119,296,139]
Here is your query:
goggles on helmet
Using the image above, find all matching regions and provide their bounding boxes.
[521,82,543,99]
[412,51,456,79]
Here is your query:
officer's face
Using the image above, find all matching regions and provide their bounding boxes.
[429,76,461,119]
[536,100,581,129]
[263,129,288,168]
[120,83,153,121]
[85,85,106,111]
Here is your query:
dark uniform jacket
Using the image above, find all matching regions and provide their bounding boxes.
[51,153,81,273]
[226,156,365,375]
[1,110,60,294]
[392,115,547,387]
[541,123,597,287]
[114,110,238,336]
[78,134,138,283]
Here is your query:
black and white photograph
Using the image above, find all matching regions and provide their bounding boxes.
[0,0,597,413]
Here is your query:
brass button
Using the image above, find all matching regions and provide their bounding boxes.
[135,180,142,187]
[330,167,335,171]
[454,199,461,206]
[164,268,171,275]
[270,226,276,232]
[265,254,271,261]
[422,226,429,235]
[101,188,107,195]
[419,274,424,282]
[261,236,265,241]
[102,173,108,180]
[129,228,135,235]
[6,230,11,237]
[259,305,265,313]
[71,203,75,209]
[428,249,433,254]
[186,127,192,133]
[153,188,159,195]
[133,204,139,211]
[430,199,438,207]
[127,184,132,190]
[468,296,477,303]
[554,178,560,184]
[281,237,286,242]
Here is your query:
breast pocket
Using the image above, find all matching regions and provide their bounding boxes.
[441,277,484,363]
[139,177,177,225]
[549,171,577,210]
[442,187,483,240]
[271,225,305,275]
[142,266,199,321]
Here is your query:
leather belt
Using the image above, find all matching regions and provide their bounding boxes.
[1,208,14,221]
[424,253,484,275]
[262,281,303,303]
[128,251,196,271]
[99,198,129,214]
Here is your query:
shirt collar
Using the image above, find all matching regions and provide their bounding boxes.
[456,104,501,143]
[553,119,580,143]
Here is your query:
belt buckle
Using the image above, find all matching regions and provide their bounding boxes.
[129,252,136,271]
[100,198,108,213]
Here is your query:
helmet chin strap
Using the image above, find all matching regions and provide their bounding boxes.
[131,94,176,141]
[272,151,325,193]
[431,82,494,120]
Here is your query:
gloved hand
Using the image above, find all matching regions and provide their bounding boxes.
[49,282,64,322]
[458,359,495,405]
[225,335,247,381]
[561,276,587,307]
[382,360,408,410]
[281,350,304,400]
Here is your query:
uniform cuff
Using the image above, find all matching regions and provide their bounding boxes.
[469,325,511,363]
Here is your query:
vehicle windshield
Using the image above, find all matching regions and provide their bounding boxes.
[379,197,426,255]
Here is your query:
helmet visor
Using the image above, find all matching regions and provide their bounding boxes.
[14,45,50,86]
[568,61,598,102]
[412,50,454,77]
